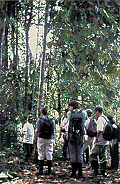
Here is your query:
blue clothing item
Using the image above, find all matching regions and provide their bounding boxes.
[67,109,87,163]
[67,109,87,124]
[69,141,83,163]
[36,115,55,139]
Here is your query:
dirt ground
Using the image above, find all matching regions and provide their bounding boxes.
[1,155,120,184]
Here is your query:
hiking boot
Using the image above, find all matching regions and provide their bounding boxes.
[70,163,76,178]
[47,160,52,175]
[100,162,107,176]
[77,163,84,179]
[91,160,98,177]
[38,160,43,175]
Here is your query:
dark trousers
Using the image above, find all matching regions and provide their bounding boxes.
[23,143,33,160]
[63,136,68,159]
[84,147,89,163]
[110,142,119,170]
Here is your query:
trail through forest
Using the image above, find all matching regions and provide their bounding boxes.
[0,155,120,184]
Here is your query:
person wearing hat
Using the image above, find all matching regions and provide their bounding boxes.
[23,115,34,161]
[84,109,97,166]
[67,100,87,179]
[90,106,109,177]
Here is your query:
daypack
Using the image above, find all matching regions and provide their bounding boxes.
[69,110,84,143]
[102,116,113,141]
[117,125,120,142]
[38,117,54,139]
[86,118,97,137]
[112,123,119,140]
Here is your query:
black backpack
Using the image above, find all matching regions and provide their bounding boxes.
[86,118,97,137]
[69,110,84,143]
[102,116,113,141]
[112,123,119,140]
[38,117,54,139]
[117,125,120,142]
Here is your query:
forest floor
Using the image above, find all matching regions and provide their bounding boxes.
[0,154,120,184]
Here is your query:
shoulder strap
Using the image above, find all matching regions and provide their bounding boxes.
[100,115,109,123]
[61,117,65,121]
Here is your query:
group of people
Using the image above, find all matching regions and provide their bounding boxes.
[23,100,119,179]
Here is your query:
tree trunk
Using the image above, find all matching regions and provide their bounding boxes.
[37,0,49,118]
[0,10,5,151]
[0,9,5,85]
[24,1,33,110]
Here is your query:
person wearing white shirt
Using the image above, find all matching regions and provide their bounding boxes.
[58,109,69,160]
[84,109,96,165]
[23,115,34,161]
[90,106,109,177]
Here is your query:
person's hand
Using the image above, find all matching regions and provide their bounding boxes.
[34,137,37,142]
[94,138,98,144]
[25,134,28,138]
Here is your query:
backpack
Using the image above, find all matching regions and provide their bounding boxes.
[38,117,54,139]
[86,118,97,137]
[102,116,113,141]
[112,123,119,140]
[69,110,84,143]
[117,125,120,142]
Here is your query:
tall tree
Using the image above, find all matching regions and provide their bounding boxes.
[37,0,49,118]
[24,0,33,110]
[0,8,5,85]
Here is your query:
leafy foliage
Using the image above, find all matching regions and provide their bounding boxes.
[0,0,119,152]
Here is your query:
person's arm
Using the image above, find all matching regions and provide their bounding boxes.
[53,120,56,139]
[23,124,28,137]
[34,129,38,142]
[94,130,101,143]
[58,127,62,140]
[67,111,71,122]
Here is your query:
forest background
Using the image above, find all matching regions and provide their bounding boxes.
[0,0,120,167]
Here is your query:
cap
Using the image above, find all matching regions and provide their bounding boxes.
[94,105,103,113]
[28,114,33,121]
[86,109,93,114]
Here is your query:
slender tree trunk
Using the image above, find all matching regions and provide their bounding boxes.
[58,90,61,125]
[3,25,8,71]
[0,10,5,151]
[25,27,29,108]
[37,0,49,118]
[24,1,33,110]
[0,10,5,85]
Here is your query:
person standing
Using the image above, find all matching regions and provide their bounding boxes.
[84,109,97,165]
[107,115,119,172]
[67,100,87,179]
[23,115,34,161]
[90,106,109,177]
[35,107,55,175]
[58,109,69,160]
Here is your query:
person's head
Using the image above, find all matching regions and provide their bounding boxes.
[68,100,80,111]
[86,109,92,117]
[63,109,69,117]
[40,107,47,116]
[94,105,103,120]
[28,115,33,123]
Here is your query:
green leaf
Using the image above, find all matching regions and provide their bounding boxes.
[72,46,77,55]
